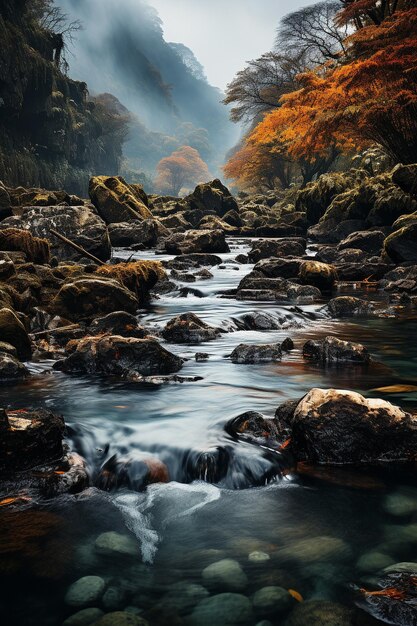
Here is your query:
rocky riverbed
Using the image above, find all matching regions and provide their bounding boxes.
[0,173,416,625]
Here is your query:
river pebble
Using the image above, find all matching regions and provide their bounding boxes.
[202,558,248,591]
[65,576,106,608]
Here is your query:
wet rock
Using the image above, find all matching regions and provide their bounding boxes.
[356,551,395,573]
[65,576,106,608]
[383,562,417,574]
[303,336,370,364]
[62,608,104,626]
[0,408,65,472]
[202,559,248,591]
[248,239,306,263]
[189,593,253,626]
[102,587,127,611]
[281,337,294,352]
[285,600,354,626]
[225,411,280,442]
[254,258,301,280]
[159,211,192,231]
[0,351,29,380]
[163,229,230,255]
[223,209,243,228]
[160,582,209,614]
[162,312,220,344]
[89,312,145,338]
[354,571,417,625]
[195,352,209,361]
[97,454,169,491]
[89,176,152,224]
[55,336,182,377]
[252,587,293,617]
[165,253,222,269]
[275,388,417,465]
[276,536,351,564]
[333,260,392,282]
[321,296,374,318]
[384,223,417,263]
[95,532,138,557]
[195,268,213,280]
[90,611,148,626]
[248,551,271,563]
[338,230,384,255]
[199,215,238,233]
[230,343,282,364]
[108,220,159,248]
[299,260,337,291]
[171,269,196,283]
[286,284,322,303]
[237,311,302,331]
[186,179,238,217]
[51,278,139,321]
[383,490,417,516]
[1,207,110,262]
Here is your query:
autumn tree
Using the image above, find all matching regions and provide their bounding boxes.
[277,1,348,65]
[155,146,210,196]
[254,5,417,165]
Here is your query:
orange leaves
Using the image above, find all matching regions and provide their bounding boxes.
[155,146,210,196]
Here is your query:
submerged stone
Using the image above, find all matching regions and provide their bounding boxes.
[65,576,106,608]
[202,559,248,591]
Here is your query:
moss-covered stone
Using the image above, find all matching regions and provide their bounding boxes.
[0,228,50,263]
[51,277,139,321]
[384,224,417,263]
[95,261,165,302]
[89,176,153,224]
[0,307,32,360]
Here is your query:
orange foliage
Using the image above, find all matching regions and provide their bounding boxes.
[223,140,291,191]
[251,7,417,165]
[154,145,210,196]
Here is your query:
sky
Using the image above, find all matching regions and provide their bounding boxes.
[150,0,315,90]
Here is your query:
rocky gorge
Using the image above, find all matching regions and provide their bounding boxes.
[0,169,417,626]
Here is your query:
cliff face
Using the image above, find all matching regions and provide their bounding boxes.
[0,0,125,195]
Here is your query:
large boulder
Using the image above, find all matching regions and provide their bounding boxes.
[391,163,417,196]
[163,229,230,255]
[338,230,385,255]
[162,312,220,344]
[0,351,29,380]
[108,220,160,248]
[296,172,354,224]
[50,278,138,321]
[0,206,110,262]
[384,223,417,263]
[248,238,306,263]
[95,261,165,301]
[89,176,152,224]
[185,179,238,217]
[0,307,32,360]
[55,336,182,377]
[303,336,370,364]
[254,258,302,279]
[275,388,417,464]
[0,408,65,472]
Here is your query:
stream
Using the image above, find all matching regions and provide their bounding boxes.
[1,239,417,626]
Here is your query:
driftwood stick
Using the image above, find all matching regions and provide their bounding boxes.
[31,324,81,337]
[49,229,105,265]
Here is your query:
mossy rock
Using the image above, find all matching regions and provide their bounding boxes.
[368,186,417,227]
[299,260,337,292]
[89,176,153,224]
[0,307,32,360]
[0,228,50,264]
[384,224,417,263]
[51,277,139,321]
[95,261,165,302]
[296,172,356,224]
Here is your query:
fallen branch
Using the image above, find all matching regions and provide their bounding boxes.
[49,229,105,265]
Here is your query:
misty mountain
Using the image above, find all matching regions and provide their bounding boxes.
[57,0,238,175]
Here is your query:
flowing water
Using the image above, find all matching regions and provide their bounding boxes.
[1,239,417,626]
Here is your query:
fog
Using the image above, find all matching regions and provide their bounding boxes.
[56,0,317,178]
[151,0,317,90]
